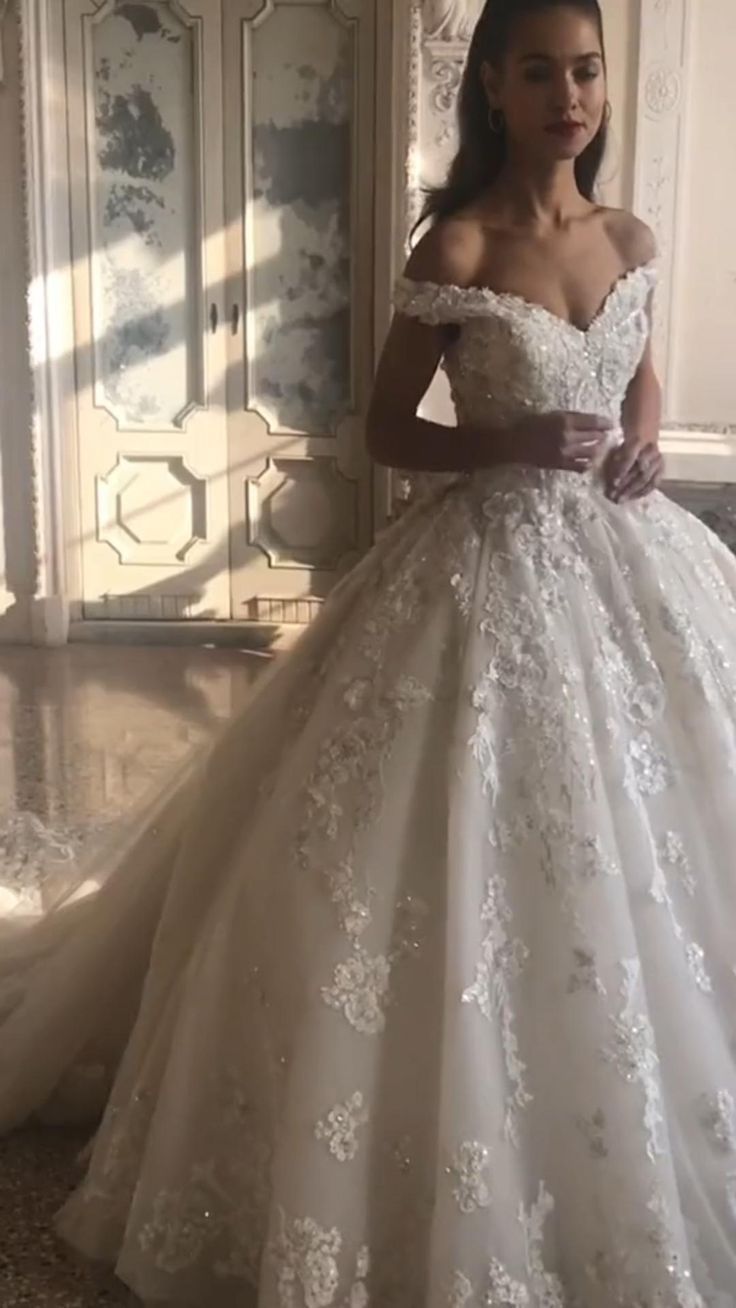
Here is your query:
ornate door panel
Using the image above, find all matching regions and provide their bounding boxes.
[223,0,376,624]
[65,0,231,620]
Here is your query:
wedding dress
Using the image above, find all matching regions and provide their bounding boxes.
[2,261,736,1308]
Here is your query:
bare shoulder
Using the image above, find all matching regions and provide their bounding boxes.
[403,217,486,288]
[600,207,657,269]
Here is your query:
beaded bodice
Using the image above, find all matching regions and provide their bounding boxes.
[393,261,657,433]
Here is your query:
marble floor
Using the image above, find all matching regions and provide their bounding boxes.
[0,642,274,1307]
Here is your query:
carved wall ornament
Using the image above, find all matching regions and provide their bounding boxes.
[644,63,681,117]
[0,0,11,86]
[405,2,424,240]
[426,47,465,116]
[633,0,691,404]
[422,0,482,44]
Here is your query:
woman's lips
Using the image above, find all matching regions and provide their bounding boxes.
[545,122,585,138]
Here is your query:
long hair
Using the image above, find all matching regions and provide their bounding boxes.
[416,0,608,232]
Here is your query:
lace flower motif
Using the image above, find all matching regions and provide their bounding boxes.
[314,1092,370,1163]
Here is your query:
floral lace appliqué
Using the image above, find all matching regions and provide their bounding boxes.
[462,866,532,1145]
[603,960,665,1163]
[699,1090,736,1154]
[314,1092,370,1163]
[447,1140,493,1214]
[268,1208,341,1308]
[321,948,392,1035]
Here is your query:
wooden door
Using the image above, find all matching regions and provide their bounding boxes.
[223,0,377,625]
[65,0,231,620]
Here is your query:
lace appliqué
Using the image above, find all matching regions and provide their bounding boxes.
[342,1246,370,1308]
[583,1190,705,1307]
[462,866,532,1145]
[321,948,392,1035]
[314,1092,369,1163]
[447,1270,476,1308]
[644,1193,704,1308]
[624,733,673,799]
[603,960,665,1163]
[324,860,374,939]
[268,1208,341,1308]
[699,1090,736,1154]
[127,1079,272,1282]
[447,1140,493,1214]
[657,832,696,897]
[567,947,606,996]
[648,837,712,994]
[447,1181,565,1307]
[291,526,443,1039]
[575,1109,609,1159]
[0,809,115,913]
[445,1182,563,1307]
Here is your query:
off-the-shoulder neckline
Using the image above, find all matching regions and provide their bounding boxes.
[395,257,657,337]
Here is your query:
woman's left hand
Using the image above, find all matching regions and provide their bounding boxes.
[604,439,664,503]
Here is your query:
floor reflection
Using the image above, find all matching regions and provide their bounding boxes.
[0,642,267,822]
[0,641,274,1307]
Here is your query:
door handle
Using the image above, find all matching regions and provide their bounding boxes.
[209,302,218,333]
[231,303,240,335]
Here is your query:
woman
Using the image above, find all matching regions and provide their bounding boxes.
[2,1,736,1304]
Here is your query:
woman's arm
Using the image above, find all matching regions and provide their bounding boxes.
[604,288,665,502]
[366,222,518,474]
[366,313,521,473]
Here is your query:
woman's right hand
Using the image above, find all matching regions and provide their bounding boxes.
[509,411,613,473]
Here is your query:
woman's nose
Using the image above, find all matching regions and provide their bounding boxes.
[551,73,579,112]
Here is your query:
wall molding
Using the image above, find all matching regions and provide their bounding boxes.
[8,0,69,643]
[403,1,423,243]
[422,0,481,43]
[632,0,692,409]
[661,428,736,483]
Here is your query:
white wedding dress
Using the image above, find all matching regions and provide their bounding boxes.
[3,261,736,1308]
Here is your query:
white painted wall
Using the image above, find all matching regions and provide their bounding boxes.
[599,0,639,210]
[667,0,736,425]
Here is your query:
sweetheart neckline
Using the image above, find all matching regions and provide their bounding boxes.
[396,257,657,337]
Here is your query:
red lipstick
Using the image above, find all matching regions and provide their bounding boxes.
[545,121,585,138]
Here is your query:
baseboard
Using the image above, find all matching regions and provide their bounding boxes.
[68,619,305,652]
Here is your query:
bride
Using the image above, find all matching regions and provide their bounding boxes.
[3,1,736,1304]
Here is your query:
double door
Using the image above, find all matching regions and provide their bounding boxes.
[63,0,378,624]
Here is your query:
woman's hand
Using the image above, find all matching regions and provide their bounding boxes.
[604,439,664,503]
[511,411,613,473]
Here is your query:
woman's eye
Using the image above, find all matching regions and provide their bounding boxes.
[524,67,549,83]
[576,66,600,81]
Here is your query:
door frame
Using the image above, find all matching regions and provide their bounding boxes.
[14,0,79,643]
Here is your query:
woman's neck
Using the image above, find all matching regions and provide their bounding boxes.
[488,158,591,228]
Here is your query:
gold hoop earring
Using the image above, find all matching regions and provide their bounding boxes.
[488,106,505,135]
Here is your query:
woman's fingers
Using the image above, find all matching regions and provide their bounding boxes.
[606,444,639,489]
[611,447,664,501]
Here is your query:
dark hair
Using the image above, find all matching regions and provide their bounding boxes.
[415,0,608,233]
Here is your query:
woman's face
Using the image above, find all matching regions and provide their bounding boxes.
[482,6,607,166]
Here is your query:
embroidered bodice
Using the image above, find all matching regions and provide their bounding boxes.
[393,260,657,434]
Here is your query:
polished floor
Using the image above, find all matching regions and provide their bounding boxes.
[0,642,272,1307]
